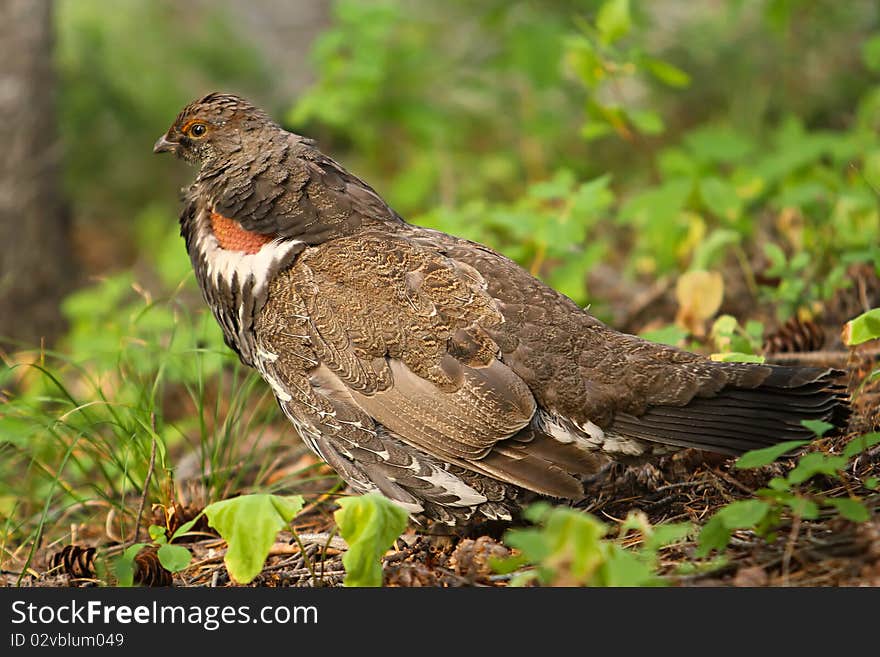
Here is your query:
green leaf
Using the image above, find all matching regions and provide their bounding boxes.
[826,498,870,523]
[697,500,770,556]
[843,433,880,459]
[768,477,790,491]
[700,177,742,221]
[843,308,880,346]
[710,352,766,363]
[785,495,819,519]
[862,35,880,73]
[800,419,834,437]
[148,524,167,544]
[629,109,665,135]
[170,516,202,542]
[717,499,771,527]
[640,324,688,346]
[600,546,657,586]
[864,477,878,490]
[335,494,409,587]
[504,506,611,585]
[735,441,809,469]
[115,543,147,588]
[644,522,693,552]
[205,494,305,584]
[596,0,631,45]
[696,516,731,557]
[787,453,848,484]
[642,57,691,88]
[691,229,742,270]
[157,544,192,572]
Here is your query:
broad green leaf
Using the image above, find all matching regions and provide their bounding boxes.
[787,453,847,484]
[862,35,880,72]
[843,308,880,346]
[826,498,870,523]
[864,477,878,490]
[696,515,731,556]
[768,477,790,491]
[599,546,658,586]
[335,494,408,587]
[596,0,631,45]
[684,126,755,164]
[644,523,693,552]
[700,177,742,221]
[170,516,202,541]
[697,500,770,556]
[541,507,608,584]
[115,543,148,587]
[640,324,688,346]
[504,528,552,564]
[716,499,771,527]
[157,544,192,572]
[205,494,305,584]
[504,506,611,585]
[148,524,167,544]
[710,352,766,363]
[843,433,880,459]
[785,495,819,519]
[642,57,691,88]
[691,229,741,270]
[735,441,809,469]
[800,419,834,437]
[629,109,665,135]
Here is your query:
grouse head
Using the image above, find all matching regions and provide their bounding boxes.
[153,92,277,166]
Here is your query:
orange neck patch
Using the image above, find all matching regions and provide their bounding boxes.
[209,212,275,254]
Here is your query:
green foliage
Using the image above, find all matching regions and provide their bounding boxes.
[204,494,305,584]
[56,0,272,240]
[844,308,880,346]
[734,441,810,469]
[699,430,878,555]
[0,272,289,569]
[639,324,689,347]
[566,0,690,141]
[113,520,196,586]
[334,493,409,587]
[711,315,765,356]
[496,504,691,586]
[697,500,772,557]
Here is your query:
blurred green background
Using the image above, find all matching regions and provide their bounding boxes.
[53,0,880,313]
[48,0,880,308]
[2,0,880,560]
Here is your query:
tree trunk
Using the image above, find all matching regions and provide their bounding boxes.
[0,0,74,348]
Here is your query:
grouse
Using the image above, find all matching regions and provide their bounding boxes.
[155,93,849,523]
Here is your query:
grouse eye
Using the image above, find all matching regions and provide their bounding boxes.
[188,122,207,138]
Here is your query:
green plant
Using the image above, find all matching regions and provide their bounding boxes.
[204,494,305,584]
[494,503,691,586]
[334,493,409,587]
[0,274,287,577]
[844,307,880,346]
[565,0,691,142]
[115,521,195,587]
[162,492,409,587]
[697,426,880,556]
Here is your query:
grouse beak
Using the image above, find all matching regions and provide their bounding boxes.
[153,134,178,154]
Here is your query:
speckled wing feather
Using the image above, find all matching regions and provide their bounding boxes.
[253,230,599,507]
[408,227,847,456]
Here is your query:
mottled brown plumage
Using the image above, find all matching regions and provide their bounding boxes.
[155,93,849,523]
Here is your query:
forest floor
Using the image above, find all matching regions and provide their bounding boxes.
[6,265,880,588]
